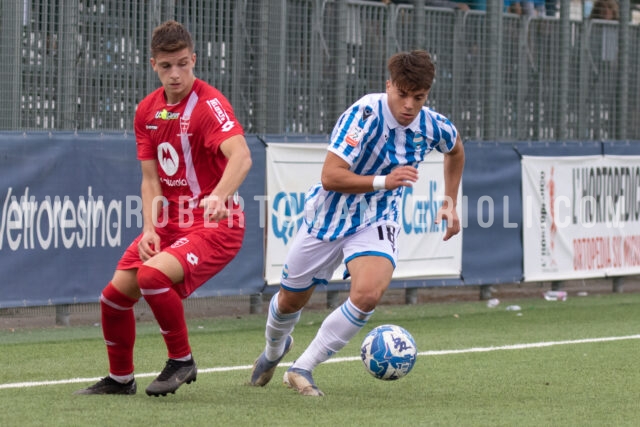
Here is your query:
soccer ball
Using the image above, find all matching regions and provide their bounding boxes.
[360,324,417,380]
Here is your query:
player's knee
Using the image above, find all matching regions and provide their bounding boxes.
[350,290,383,313]
[101,281,140,306]
[277,289,309,314]
[136,264,173,291]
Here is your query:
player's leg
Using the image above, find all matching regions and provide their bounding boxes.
[250,227,342,387]
[286,256,393,396]
[75,268,140,395]
[138,252,188,360]
[136,252,197,396]
[285,223,397,396]
[248,288,308,386]
[142,221,244,396]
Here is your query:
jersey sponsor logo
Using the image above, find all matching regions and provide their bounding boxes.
[155,109,180,120]
[160,177,188,187]
[206,98,229,124]
[345,125,363,147]
[157,142,179,176]
[146,124,158,130]
[171,237,190,248]
[206,99,236,132]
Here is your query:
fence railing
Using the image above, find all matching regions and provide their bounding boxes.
[0,0,637,140]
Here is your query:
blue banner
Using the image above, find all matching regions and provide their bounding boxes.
[0,132,266,307]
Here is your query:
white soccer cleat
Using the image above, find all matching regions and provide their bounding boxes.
[283,367,324,397]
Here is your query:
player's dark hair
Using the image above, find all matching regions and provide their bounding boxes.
[387,50,435,92]
[151,20,194,57]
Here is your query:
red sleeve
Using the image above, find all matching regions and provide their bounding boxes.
[134,96,156,161]
[200,90,244,152]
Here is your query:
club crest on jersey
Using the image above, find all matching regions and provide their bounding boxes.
[155,109,179,120]
[180,115,191,135]
[412,133,425,147]
[345,125,364,147]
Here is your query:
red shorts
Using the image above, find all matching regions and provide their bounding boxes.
[117,213,245,298]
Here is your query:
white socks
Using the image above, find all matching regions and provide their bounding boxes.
[264,292,301,361]
[293,297,373,372]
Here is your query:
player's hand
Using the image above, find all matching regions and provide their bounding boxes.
[138,230,160,261]
[435,200,461,241]
[385,166,419,189]
[200,195,230,223]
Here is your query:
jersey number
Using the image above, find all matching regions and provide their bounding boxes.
[377,225,396,253]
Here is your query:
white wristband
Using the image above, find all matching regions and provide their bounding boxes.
[372,175,387,191]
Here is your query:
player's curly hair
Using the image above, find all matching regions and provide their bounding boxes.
[387,50,435,92]
[151,20,194,57]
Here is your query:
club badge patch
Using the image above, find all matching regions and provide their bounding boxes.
[345,126,363,147]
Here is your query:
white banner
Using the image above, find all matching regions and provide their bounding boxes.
[264,142,462,285]
[522,155,640,281]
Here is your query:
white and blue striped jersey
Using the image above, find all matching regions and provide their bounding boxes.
[303,92,458,241]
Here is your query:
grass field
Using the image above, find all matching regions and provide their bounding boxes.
[1,292,640,426]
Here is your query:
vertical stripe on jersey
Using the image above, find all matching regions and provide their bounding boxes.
[356,100,387,176]
[404,129,418,165]
[429,115,443,152]
[180,92,202,208]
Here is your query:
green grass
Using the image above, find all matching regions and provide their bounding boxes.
[1,293,640,426]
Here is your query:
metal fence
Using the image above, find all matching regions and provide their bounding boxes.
[0,0,638,140]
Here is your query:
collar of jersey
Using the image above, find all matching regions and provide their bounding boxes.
[381,93,424,135]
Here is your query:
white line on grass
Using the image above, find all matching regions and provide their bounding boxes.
[2,334,639,390]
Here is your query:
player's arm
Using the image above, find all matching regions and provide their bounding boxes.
[321,151,418,194]
[139,159,163,260]
[200,134,252,221]
[436,134,465,241]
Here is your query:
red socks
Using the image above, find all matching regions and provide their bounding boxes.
[100,266,190,377]
[137,265,191,359]
[100,283,137,376]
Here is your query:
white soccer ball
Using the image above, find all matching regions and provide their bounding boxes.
[360,324,417,380]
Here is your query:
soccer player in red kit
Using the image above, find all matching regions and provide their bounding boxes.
[76,20,252,397]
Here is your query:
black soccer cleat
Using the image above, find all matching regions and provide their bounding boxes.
[74,376,137,395]
[145,358,197,397]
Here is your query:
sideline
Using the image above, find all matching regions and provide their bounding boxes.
[2,334,640,390]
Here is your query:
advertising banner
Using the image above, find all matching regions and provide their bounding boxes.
[0,133,142,307]
[264,142,463,285]
[0,133,267,307]
[522,155,640,281]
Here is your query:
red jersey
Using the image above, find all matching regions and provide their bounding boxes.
[134,79,244,221]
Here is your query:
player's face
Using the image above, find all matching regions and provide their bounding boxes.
[385,80,429,127]
[151,48,197,105]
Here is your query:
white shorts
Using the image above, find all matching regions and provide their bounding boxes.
[280,221,400,291]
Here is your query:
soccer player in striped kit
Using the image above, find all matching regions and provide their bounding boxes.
[76,20,252,397]
[250,50,465,396]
